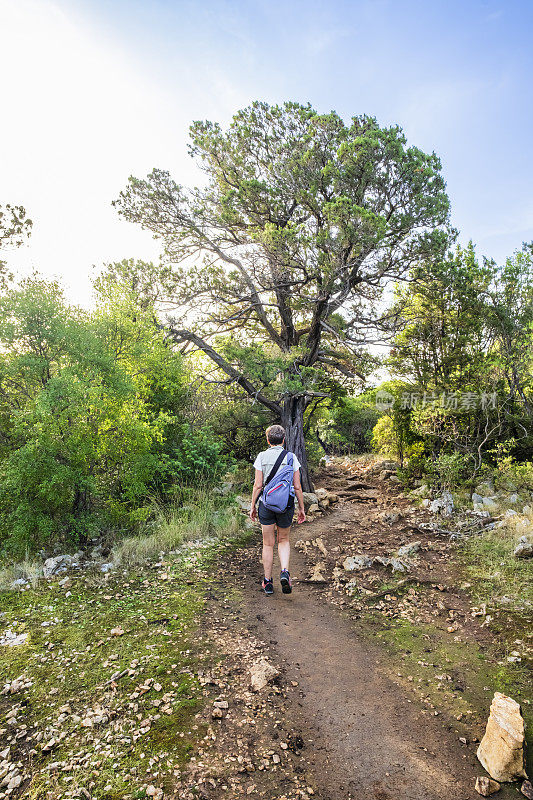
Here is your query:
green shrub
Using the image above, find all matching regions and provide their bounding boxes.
[321,392,380,454]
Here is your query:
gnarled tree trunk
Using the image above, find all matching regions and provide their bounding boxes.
[281,395,313,492]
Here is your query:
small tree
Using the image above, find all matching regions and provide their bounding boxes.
[115,101,450,490]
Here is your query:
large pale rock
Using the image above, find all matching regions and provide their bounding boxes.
[430,491,454,516]
[315,488,328,501]
[301,492,319,510]
[514,536,533,559]
[43,555,73,578]
[475,776,501,796]
[343,555,373,571]
[482,496,500,514]
[397,541,421,558]
[375,460,399,472]
[249,658,279,692]
[477,692,527,782]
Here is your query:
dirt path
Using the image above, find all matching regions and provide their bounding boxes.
[239,516,480,800]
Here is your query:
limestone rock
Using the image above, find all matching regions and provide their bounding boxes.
[249,658,279,692]
[411,484,430,498]
[477,692,527,782]
[472,492,484,505]
[397,541,421,558]
[521,780,533,798]
[315,488,328,501]
[43,554,73,578]
[309,563,327,581]
[307,503,320,513]
[379,510,400,524]
[236,496,252,513]
[514,536,533,559]
[482,496,500,514]
[343,555,373,571]
[301,492,319,510]
[475,776,501,796]
[430,491,454,516]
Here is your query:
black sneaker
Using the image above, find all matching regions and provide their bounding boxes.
[280,569,292,594]
[262,577,274,595]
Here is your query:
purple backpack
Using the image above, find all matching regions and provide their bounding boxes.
[262,450,294,512]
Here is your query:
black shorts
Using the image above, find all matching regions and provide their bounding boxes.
[257,496,295,528]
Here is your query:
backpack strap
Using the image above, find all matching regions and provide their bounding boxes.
[263,449,287,487]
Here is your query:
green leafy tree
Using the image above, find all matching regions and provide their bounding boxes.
[0,276,228,555]
[0,203,32,286]
[114,101,450,489]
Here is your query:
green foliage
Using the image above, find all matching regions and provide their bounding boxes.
[0,275,227,556]
[428,451,471,490]
[155,425,231,490]
[321,391,380,453]
[114,102,451,486]
[383,243,533,474]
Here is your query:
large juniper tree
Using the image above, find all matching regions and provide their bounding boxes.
[115,102,450,490]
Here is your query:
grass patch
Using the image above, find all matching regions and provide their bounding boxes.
[112,491,241,568]
[460,514,533,609]
[0,559,43,591]
[0,495,247,799]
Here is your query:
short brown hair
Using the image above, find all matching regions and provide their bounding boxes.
[266,424,285,445]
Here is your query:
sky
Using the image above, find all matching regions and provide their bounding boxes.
[1,0,532,305]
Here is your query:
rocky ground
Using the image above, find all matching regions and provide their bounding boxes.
[0,457,531,799]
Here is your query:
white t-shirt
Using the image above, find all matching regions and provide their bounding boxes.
[253,445,301,496]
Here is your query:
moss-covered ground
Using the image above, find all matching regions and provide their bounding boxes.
[0,529,250,800]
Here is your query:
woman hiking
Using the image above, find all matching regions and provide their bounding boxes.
[249,425,306,595]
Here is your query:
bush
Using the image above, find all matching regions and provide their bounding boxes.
[321,392,380,454]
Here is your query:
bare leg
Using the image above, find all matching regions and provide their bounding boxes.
[261,524,276,578]
[277,526,291,572]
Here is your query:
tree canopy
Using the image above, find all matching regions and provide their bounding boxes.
[115,101,451,488]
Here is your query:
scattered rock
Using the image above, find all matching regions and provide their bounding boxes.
[314,537,328,556]
[477,692,527,782]
[475,776,501,796]
[521,780,533,799]
[249,658,279,692]
[43,554,73,578]
[309,563,327,582]
[397,541,421,558]
[430,492,454,516]
[379,510,400,524]
[236,496,251,513]
[315,488,328,501]
[343,555,373,571]
[514,537,533,559]
[373,556,408,573]
[0,630,28,647]
[110,627,124,637]
[307,503,320,514]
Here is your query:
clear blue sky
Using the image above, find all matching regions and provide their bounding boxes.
[1,0,532,301]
